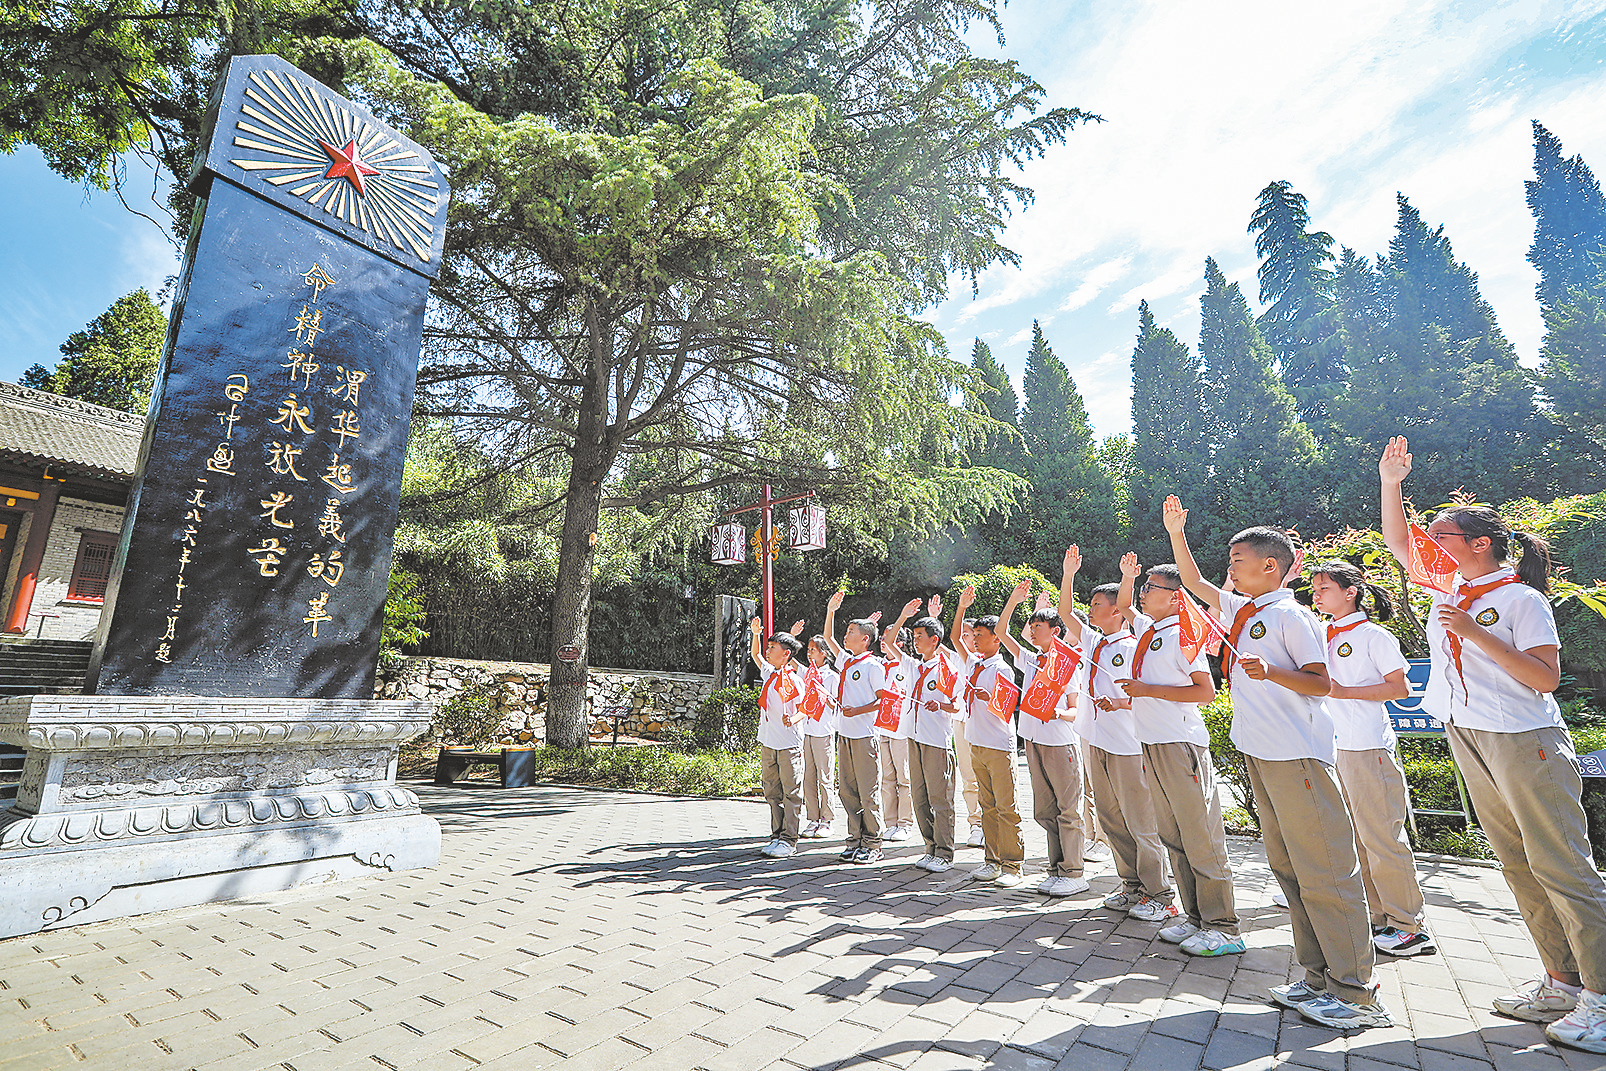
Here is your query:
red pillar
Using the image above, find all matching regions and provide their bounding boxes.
[760,484,775,640]
[4,480,61,635]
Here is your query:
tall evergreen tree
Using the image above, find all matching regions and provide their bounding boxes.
[1526,122,1606,313]
[1016,322,1116,582]
[21,288,166,413]
[1197,259,1321,555]
[971,337,1023,471]
[1536,274,1606,489]
[1248,180,1342,426]
[1128,301,1209,562]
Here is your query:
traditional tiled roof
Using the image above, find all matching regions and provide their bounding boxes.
[0,381,145,481]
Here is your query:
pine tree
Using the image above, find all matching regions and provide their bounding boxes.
[1526,122,1606,313]
[1197,259,1321,555]
[21,289,166,412]
[1536,277,1606,489]
[1248,180,1342,426]
[1020,321,1076,456]
[1128,301,1209,562]
[971,337,1023,471]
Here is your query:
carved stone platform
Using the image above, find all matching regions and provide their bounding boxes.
[0,696,440,939]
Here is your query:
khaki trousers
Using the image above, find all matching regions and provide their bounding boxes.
[1088,744,1171,900]
[909,741,957,861]
[1447,723,1606,991]
[971,744,1025,873]
[1143,741,1237,934]
[1080,738,1105,847]
[761,745,804,845]
[802,734,835,823]
[1247,755,1376,1004]
[1335,748,1425,930]
[879,735,913,829]
[954,731,983,828]
[1026,740,1085,878]
[837,736,883,850]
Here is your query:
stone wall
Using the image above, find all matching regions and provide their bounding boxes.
[26,498,125,641]
[374,655,717,743]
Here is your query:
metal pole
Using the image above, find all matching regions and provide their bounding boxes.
[761,484,775,640]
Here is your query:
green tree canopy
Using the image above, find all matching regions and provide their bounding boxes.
[1526,121,1606,313]
[21,287,165,412]
[1248,179,1341,426]
[1127,300,1208,563]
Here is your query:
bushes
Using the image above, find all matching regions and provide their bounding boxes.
[513,746,761,796]
[690,686,760,751]
[434,676,507,749]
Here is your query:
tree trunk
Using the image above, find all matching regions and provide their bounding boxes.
[545,350,612,749]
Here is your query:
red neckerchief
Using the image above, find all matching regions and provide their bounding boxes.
[965,659,987,709]
[836,651,875,708]
[1448,574,1524,701]
[1326,618,1365,644]
[1132,624,1159,677]
[1219,599,1261,679]
[1088,630,1131,701]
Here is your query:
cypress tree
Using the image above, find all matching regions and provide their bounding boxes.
[1537,278,1606,489]
[1128,301,1209,561]
[1020,321,1076,456]
[1526,122,1606,313]
[971,337,1023,471]
[1198,258,1321,553]
[1248,180,1342,427]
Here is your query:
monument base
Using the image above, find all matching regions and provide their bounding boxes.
[0,696,440,939]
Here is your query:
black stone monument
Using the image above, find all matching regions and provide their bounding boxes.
[89,54,448,699]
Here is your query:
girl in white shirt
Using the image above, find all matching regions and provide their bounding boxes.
[1309,560,1432,957]
[1381,436,1606,1055]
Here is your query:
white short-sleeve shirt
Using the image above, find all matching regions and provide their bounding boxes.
[963,651,1018,753]
[877,656,917,740]
[1077,628,1141,756]
[801,664,839,738]
[756,660,804,751]
[1128,612,1211,747]
[1219,589,1336,764]
[1326,612,1408,752]
[834,650,883,740]
[1016,644,1082,747]
[909,653,959,749]
[1424,567,1564,734]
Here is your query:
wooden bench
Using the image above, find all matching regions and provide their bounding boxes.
[433,747,540,788]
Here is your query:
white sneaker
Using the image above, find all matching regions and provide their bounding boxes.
[927,857,954,874]
[970,862,1002,881]
[1103,890,1142,910]
[759,839,782,856]
[1128,897,1181,923]
[770,841,796,858]
[914,854,936,871]
[1272,890,1288,908]
[967,825,986,848]
[1082,841,1113,863]
[1494,975,1579,1023]
[1547,989,1606,1053]
[1036,874,1060,894]
[1159,920,1201,944]
[1179,929,1246,957]
[1049,876,1090,897]
[1297,993,1393,1030]
[885,826,910,842]
[994,871,1025,889]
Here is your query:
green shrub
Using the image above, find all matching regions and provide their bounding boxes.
[1201,692,1256,828]
[692,686,760,751]
[435,677,505,749]
[514,746,761,796]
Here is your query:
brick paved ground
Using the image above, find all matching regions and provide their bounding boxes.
[3,767,1605,1071]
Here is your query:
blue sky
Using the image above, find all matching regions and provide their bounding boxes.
[5,0,1606,440]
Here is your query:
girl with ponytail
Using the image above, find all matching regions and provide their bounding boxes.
[1379,436,1606,1054]
[1308,560,1433,958]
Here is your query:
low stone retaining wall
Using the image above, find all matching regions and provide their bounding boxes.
[374,656,717,743]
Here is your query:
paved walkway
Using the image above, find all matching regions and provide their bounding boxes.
[2,772,1604,1071]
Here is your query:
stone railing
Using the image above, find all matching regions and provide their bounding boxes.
[374,655,717,743]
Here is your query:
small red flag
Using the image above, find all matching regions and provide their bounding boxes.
[988,674,1020,723]
[1175,593,1228,663]
[800,665,825,721]
[936,655,957,698]
[777,670,800,703]
[875,666,903,732]
[1407,523,1458,594]
[1019,637,1081,722]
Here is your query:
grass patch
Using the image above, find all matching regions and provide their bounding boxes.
[494,745,762,797]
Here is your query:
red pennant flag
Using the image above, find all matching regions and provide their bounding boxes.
[936,655,957,698]
[777,670,800,703]
[800,665,825,721]
[1176,593,1228,664]
[875,664,903,732]
[1019,637,1081,722]
[1407,523,1458,594]
[988,674,1020,723]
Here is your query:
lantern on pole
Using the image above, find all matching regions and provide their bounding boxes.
[787,502,826,551]
[711,521,746,565]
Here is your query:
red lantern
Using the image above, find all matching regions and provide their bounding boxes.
[787,502,826,552]
[711,522,746,565]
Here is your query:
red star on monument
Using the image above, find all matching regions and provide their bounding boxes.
[317,138,380,197]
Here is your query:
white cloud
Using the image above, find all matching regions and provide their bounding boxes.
[1059,254,1133,312]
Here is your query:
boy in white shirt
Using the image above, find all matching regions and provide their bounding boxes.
[953,582,1029,888]
[823,591,886,863]
[1166,495,1390,1030]
[889,615,961,872]
[749,618,806,858]
[800,633,841,838]
[1059,546,1175,922]
[878,599,922,842]
[954,616,987,848]
[1114,555,1239,955]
